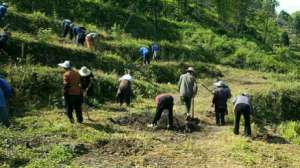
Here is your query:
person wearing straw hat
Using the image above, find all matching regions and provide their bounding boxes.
[79,66,94,107]
[233,93,254,137]
[58,60,83,124]
[85,33,99,49]
[62,19,74,40]
[116,73,133,106]
[212,81,231,126]
[178,67,198,117]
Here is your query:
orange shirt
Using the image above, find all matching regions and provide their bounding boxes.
[63,70,81,95]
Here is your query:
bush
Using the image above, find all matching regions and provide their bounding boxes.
[251,83,300,124]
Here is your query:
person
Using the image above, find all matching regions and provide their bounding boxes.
[0,3,8,21]
[85,33,99,49]
[148,93,174,129]
[233,93,254,137]
[0,29,10,51]
[139,47,150,65]
[212,81,231,126]
[151,43,160,61]
[62,19,74,40]
[178,67,198,117]
[73,26,86,46]
[58,60,83,124]
[116,73,133,106]
[79,66,94,107]
[0,74,13,127]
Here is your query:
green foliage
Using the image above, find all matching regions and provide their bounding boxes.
[278,121,300,145]
[251,84,300,124]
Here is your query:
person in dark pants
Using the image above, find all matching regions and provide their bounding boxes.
[73,27,86,46]
[0,29,10,51]
[177,67,198,118]
[79,66,94,107]
[62,19,74,40]
[233,93,254,137]
[58,60,83,124]
[212,81,231,126]
[139,47,150,65]
[116,74,133,106]
[0,3,8,22]
[148,93,174,129]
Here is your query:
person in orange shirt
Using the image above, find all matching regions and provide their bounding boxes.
[58,60,83,124]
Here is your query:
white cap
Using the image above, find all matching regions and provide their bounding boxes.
[214,81,226,87]
[119,74,133,81]
[58,60,71,69]
[79,66,92,77]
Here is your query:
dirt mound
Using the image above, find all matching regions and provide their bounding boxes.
[95,139,149,156]
[109,112,202,133]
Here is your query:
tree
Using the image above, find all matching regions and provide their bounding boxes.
[293,12,300,34]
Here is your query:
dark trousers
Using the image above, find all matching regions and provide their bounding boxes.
[63,26,73,40]
[65,95,83,123]
[153,96,173,126]
[117,92,131,106]
[143,54,151,65]
[234,103,251,136]
[215,107,226,125]
[182,96,192,114]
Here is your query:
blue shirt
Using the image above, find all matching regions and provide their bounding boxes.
[0,78,12,98]
[152,44,159,52]
[0,5,7,17]
[73,27,85,35]
[139,47,149,58]
[0,78,12,108]
[0,87,6,107]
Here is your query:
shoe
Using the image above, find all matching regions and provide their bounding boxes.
[147,123,157,128]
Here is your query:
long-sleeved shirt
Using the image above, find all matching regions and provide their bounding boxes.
[139,47,149,58]
[233,95,253,112]
[177,73,198,98]
[0,6,7,18]
[0,78,12,107]
[212,86,231,109]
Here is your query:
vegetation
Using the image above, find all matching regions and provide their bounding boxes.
[0,0,299,167]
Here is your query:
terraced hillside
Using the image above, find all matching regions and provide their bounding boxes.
[0,1,300,167]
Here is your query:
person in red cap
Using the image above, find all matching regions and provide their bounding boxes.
[148,93,174,129]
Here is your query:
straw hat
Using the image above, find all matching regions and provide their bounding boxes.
[79,66,92,77]
[186,67,195,73]
[214,81,226,87]
[58,60,71,69]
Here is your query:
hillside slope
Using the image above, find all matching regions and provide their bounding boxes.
[0,1,300,168]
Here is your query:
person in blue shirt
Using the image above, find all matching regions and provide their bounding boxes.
[62,19,74,40]
[73,26,86,46]
[0,3,8,21]
[151,43,160,61]
[139,47,150,65]
[0,74,13,127]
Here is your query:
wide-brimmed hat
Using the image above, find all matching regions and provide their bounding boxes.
[58,60,71,69]
[214,81,226,87]
[79,66,91,77]
[186,67,195,73]
[119,74,133,81]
